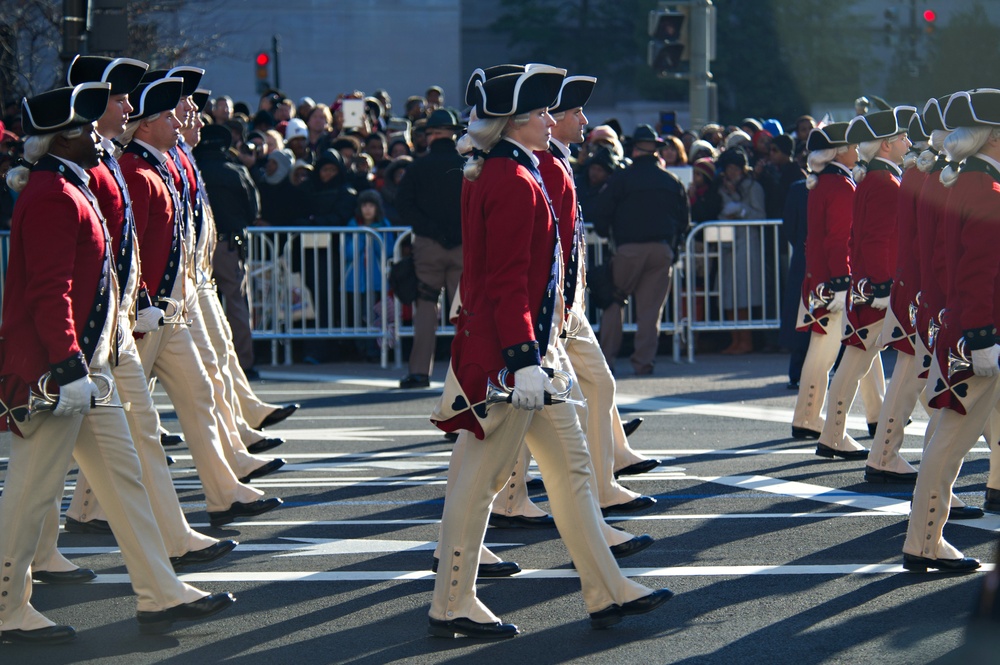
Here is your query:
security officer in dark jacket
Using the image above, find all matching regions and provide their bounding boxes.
[395,108,465,388]
[194,124,260,371]
[594,124,689,374]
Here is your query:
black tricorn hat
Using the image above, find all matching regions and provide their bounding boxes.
[142,66,205,96]
[21,82,110,136]
[67,55,148,95]
[943,89,1000,128]
[192,88,211,114]
[907,112,930,143]
[921,94,953,133]
[129,77,184,122]
[806,122,850,151]
[633,123,665,146]
[549,75,596,115]
[471,64,566,118]
[846,106,912,143]
[465,64,524,106]
[425,107,463,130]
[199,123,232,150]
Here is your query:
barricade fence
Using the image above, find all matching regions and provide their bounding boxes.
[0,221,785,366]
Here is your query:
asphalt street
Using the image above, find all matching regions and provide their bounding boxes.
[0,351,997,664]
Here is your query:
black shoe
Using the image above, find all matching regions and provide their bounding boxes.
[208,497,283,527]
[246,437,285,454]
[610,534,655,560]
[259,404,299,429]
[614,459,661,478]
[602,496,657,516]
[428,617,519,639]
[64,516,112,535]
[950,505,985,520]
[863,467,918,484]
[791,426,821,439]
[160,432,184,446]
[866,422,879,437]
[902,553,980,573]
[985,488,1000,514]
[238,458,286,484]
[0,625,76,644]
[815,443,869,460]
[170,540,238,570]
[622,417,644,437]
[399,373,430,389]
[526,476,545,491]
[444,432,459,442]
[786,381,799,390]
[243,367,260,381]
[431,558,521,577]
[487,513,555,529]
[166,455,175,466]
[589,588,675,629]
[32,568,97,584]
[136,592,236,634]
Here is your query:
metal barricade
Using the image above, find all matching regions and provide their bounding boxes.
[676,219,783,362]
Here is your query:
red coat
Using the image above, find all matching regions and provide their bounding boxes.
[843,162,901,348]
[884,166,927,354]
[0,158,111,430]
[119,143,180,299]
[798,163,854,333]
[914,160,951,350]
[433,140,558,438]
[536,148,577,267]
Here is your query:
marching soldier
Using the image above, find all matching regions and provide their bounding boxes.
[814,108,911,459]
[0,83,233,644]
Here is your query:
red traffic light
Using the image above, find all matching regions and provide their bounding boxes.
[255,52,270,67]
[923,9,936,22]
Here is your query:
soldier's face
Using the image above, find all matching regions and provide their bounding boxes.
[509,107,555,152]
[63,123,102,169]
[97,94,133,140]
[553,107,588,145]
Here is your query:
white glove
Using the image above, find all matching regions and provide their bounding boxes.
[871,296,890,310]
[134,307,165,333]
[53,375,100,417]
[827,290,848,313]
[510,365,556,411]
[971,344,1000,378]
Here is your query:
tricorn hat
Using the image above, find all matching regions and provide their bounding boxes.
[465,64,524,106]
[142,66,205,97]
[806,122,850,151]
[943,89,1000,128]
[633,123,665,146]
[21,82,110,136]
[846,106,913,143]
[425,107,463,130]
[921,95,953,133]
[549,75,597,115]
[192,88,211,114]
[469,64,566,118]
[67,55,148,95]
[907,112,930,143]
[129,77,184,122]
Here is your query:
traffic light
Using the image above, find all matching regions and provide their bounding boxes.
[923,9,937,34]
[255,51,270,79]
[648,8,688,75]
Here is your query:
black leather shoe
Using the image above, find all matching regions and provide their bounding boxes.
[610,534,655,560]
[246,437,285,454]
[258,404,299,429]
[170,540,238,570]
[0,625,76,644]
[399,373,431,389]
[950,505,985,520]
[209,497,283,527]
[443,431,459,442]
[602,496,657,516]
[488,513,555,529]
[136,592,236,634]
[65,516,112,535]
[786,381,799,390]
[791,426,821,439]
[815,443,868,460]
[32,568,97,584]
[428,617,518,639]
[984,488,1000,514]
[160,432,184,446]
[863,467,918,484]
[238,458,286,484]
[431,558,521,577]
[867,422,878,437]
[622,417,644,437]
[902,553,980,573]
[526,476,545,491]
[589,588,675,629]
[614,459,661,478]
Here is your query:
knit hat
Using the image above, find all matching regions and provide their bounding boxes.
[772,133,794,156]
[692,157,715,183]
[284,117,308,142]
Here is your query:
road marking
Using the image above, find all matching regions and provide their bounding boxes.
[69,563,993,585]
[57,539,521,557]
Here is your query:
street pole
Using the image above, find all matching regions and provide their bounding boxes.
[272,34,281,90]
[61,0,87,77]
[688,0,713,131]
